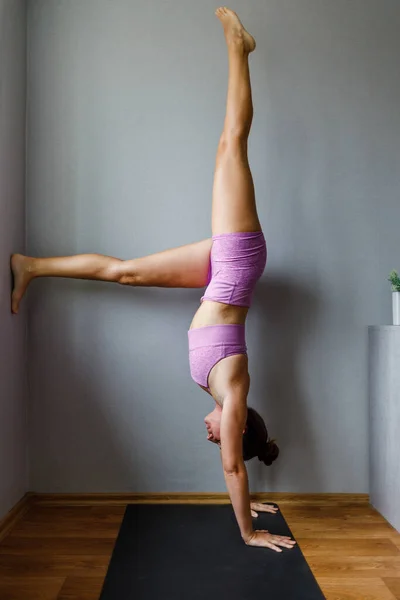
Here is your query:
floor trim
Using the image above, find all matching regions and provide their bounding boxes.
[32,492,370,506]
[0,493,34,542]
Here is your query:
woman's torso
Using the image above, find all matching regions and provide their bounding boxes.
[189,230,267,330]
[189,300,248,330]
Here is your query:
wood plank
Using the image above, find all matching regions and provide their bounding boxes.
[0,576,64,600]
[318,578,397,600]
[0,536,116,556]
[0,554,110,578]
[282,506,385,520]
[308,556,400,578]
[6,507,125,544]
[383,579,400,600]
[10,517,123,539]
[287,520,397,539]
[299,539,400,557]
[70,559,109,579]
[57,575,105,600]
[15,506,125,521]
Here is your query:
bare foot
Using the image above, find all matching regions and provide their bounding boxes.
[215,7,256,53]
[10,254,35,314]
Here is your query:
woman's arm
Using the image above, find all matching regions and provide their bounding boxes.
[219,394,253,540]
[220,395,296,552]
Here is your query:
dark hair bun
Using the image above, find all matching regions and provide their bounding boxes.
[258,439,279,466]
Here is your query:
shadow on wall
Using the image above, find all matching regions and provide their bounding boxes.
[250,276,322,492]
[28,293,134,492]
[28,281,205,493]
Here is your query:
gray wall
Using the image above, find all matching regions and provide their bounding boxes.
[0,0,27,519]
[27,0,400,493]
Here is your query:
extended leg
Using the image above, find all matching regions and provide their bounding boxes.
[11,238,212,314]
[213,8,261,235]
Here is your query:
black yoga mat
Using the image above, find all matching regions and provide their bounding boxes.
[99,504,325,600]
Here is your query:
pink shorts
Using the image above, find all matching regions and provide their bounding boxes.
[201,231,267,308]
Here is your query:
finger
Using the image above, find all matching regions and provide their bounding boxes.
[255,503,278,510]
[279,541,297,549]
[251,510,258,518]
[268,543,282,553]
[257,506,279,514]
[276,538,296,545]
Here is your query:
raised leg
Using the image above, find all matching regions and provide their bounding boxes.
[213,8,261,235]
[10,238,212,314]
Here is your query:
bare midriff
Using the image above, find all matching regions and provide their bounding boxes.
[189,300,248,330]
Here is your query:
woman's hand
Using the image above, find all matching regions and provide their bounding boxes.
[250,502,279,518]
[244,530,296,552]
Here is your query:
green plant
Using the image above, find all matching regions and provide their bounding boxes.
[389,270,400,292]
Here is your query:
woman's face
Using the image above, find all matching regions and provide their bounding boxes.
[204,406,222,445]
[204,404,247,446]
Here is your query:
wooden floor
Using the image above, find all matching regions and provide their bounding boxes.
[0,497,399,600]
